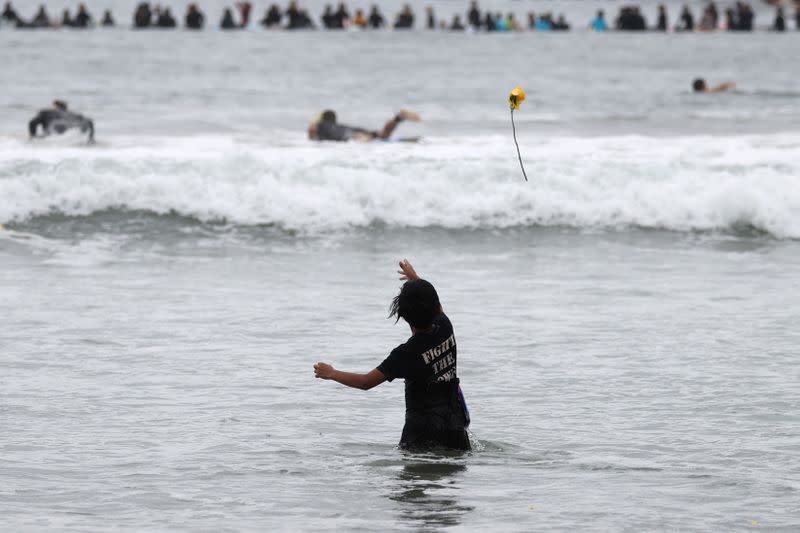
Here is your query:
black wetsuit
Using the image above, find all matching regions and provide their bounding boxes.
[316,121,375,142]
[29,109,94,141]
[378,314,471,451]
[368,9,384,28]
[2,4,19,25]
[74,9,91,28]
[260,6,281,27]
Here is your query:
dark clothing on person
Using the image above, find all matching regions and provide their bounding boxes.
[321,5,335,28]
[317,121,374,142]
[334,4,349,27]
[773,8,785,31]
[484,12,495,31]
[220,8,237,29]
[616,6,646,30]
[2,2,19,24]
[286,5,313,29]
[700,2,718,30]
[377,314,470,451]
[157,8,176,28]
[260,5,281,27]
[368,6,384,28]
[185,6,204,29]
[394,9,414,29]
[134,3,151,28]
[61,10,74,27]
[553,15,569,30]
[657,9,667,30]
[468,4,481,29]
[678,7,694,31]
[30,6,50,28]
[725,8,735,30]
[101,10,114,26]
[29,108,94,142]
[74,7,91,28]
[738,4,754,31]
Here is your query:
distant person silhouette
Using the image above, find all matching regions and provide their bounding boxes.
[353,9,366,27]
[259,4,282,27]
[468,1,481,29]
[133,2,152,28]
[772,7,785,31]
[677,5,694,31]
[28,5,51,28]
[73,3,91,28]
[2,2,19,25]
[368,5,385,28]
[425,6,435,29]
[394,4,414,29]
[185,4,204,29]
[220,7,237,29]
[657,4,668,30]
[60,8,73,27]
[101,9,114,26]
[157,7,176,28]
[692,78,736,93]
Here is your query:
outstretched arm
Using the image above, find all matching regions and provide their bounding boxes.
[314,363,386,390]
[709,82,736,93]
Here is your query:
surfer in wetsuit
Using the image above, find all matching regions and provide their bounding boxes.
[314,260,471,451]
[28,100,95,142]
[308,109,420,142]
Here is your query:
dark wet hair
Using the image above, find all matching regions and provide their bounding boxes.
[389,279,440,329]
[692,78,706,92]
[53,100,68,111]
[320,110,337,123]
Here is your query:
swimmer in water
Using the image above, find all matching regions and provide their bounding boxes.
[314,260,471,451]
[308,109,420,142]
[692,78,736,93]
[28,100,95,143]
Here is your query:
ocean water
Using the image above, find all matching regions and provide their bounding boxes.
[2,23,800,532]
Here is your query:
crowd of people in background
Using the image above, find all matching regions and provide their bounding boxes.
[609,1,758,30]
[2,1,800,32]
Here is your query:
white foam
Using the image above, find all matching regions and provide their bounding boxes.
[1,132,799,238]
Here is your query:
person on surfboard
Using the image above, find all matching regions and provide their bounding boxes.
[314,260,471,451]
[28,100,95,143]
[307,109,421,142]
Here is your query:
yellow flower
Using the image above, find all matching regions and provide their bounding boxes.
[509,86,526,110]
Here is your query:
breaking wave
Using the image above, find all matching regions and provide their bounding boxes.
[1,132,799,238]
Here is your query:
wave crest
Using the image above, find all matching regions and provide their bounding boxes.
[1,134,799,238]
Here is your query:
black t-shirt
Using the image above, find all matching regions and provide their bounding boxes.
[378,314,459,410]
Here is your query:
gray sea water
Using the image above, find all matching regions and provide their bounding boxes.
[2,13,800,532]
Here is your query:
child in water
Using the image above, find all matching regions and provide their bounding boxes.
[314,260,471,451]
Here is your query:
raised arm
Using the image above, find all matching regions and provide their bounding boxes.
[398,259,443,313]
[314,363,386,390]
[397,259,420,281]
